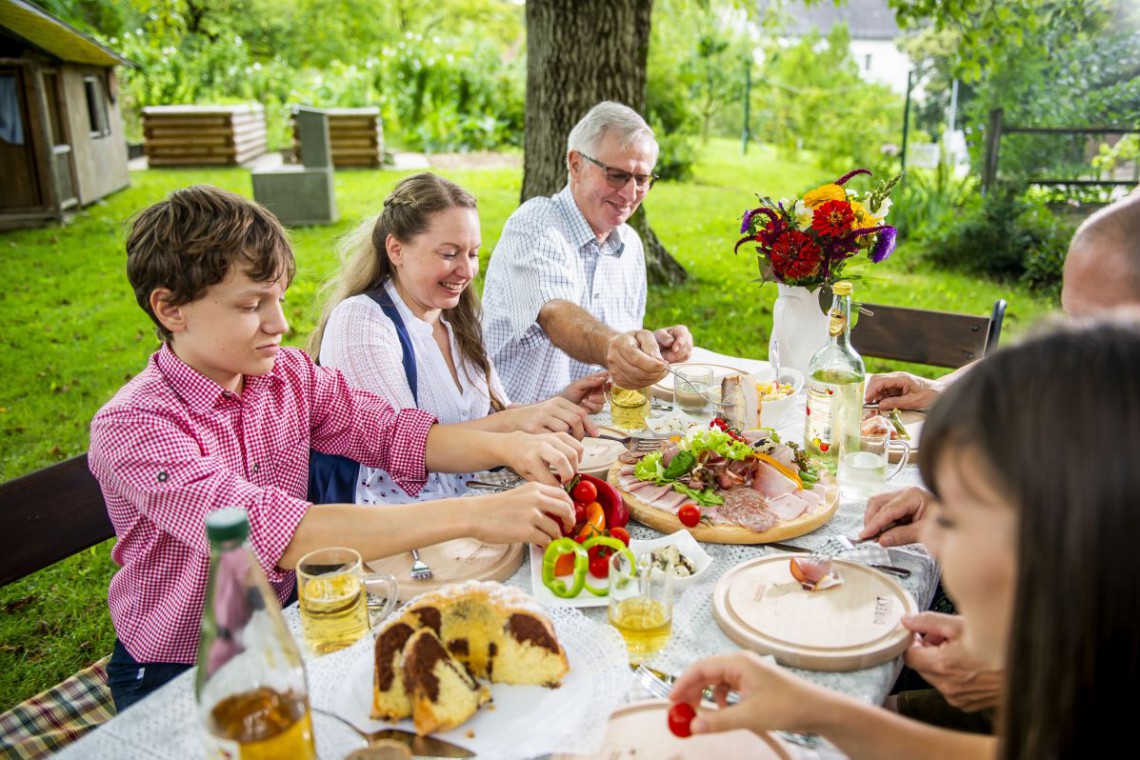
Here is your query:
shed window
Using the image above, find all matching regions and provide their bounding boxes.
[83,75,110,138]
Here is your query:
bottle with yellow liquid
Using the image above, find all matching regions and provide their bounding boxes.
[803,281,866,473]
[196,508,316,760]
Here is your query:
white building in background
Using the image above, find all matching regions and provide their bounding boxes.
[764,0,913,95]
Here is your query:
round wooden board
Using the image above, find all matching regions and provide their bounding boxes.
[712,555,917,671]
[608,462,840,544]
[365,538,524,602]
[550,699,795,760]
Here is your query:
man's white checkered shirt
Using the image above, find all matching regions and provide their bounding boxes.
[481,185,646,403]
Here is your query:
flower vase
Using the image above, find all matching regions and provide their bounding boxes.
[769,284,830,377]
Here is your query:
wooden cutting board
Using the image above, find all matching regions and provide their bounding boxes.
[608,462,840,544]
[365,538,524,602]
[713,555,917,671]
[551,699,796,760]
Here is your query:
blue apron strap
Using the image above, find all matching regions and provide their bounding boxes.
[307,284,420,504]
[367,286,418,405]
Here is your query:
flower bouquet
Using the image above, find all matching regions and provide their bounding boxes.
[734,169,901,289]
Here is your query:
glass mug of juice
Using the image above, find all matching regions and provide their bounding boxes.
[673,366,714,416]
[605,380,652,430]
[608,551,673,664]
[297,547,396,656]
[837,424,910,498]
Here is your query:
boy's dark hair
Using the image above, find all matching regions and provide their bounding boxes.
[126,185,296,340]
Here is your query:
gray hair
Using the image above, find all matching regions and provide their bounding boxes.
[566,101,656,168]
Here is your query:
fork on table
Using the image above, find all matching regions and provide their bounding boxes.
[596,433,668,453]
[409,548,433,581]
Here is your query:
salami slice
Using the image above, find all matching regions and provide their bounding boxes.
[716,487,781,532]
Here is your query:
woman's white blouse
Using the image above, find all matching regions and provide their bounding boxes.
[319,280,510,503]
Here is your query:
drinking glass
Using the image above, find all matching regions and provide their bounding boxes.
[673,366,714,416]
[605,380,651,430]
[297,547,376,655]
[837,429,910,498]
[608,552,673,664]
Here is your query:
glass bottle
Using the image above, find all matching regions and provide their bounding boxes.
[196,508,317,760]
[803,281,866,472]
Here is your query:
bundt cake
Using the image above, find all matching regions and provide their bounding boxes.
[371,581,569,735]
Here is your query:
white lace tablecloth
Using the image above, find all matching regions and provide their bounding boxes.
[54,402,938,760]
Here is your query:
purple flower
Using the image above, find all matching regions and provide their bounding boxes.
[835,168,871,186]
[740,208,758,234]
[870,227,897,263]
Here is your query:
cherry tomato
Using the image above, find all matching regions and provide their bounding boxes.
[609,526,631,546]
[546,511,574,537]
[573,502,587,529]
[571,479,598,505]
[667,702,696,738]
[588,552,610,579]
[677,502,701,528]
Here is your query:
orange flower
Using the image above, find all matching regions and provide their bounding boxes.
[802,183,846,209]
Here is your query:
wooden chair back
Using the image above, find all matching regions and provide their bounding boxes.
[850,299,1008,369]
[0,454,114,587]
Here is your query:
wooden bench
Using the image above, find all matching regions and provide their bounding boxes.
[0,455,117,757]
[851,299,1008,369]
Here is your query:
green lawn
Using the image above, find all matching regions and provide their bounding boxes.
[0,138,1059,710]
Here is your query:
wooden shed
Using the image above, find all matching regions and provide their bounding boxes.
[293,107,383,168]
[142,104,267,167]
[0,0,131,229]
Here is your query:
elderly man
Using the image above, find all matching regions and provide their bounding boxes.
[859,191,1140,727]
[481,101,692,404]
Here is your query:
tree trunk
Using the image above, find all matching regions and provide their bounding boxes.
[522,0,687,285]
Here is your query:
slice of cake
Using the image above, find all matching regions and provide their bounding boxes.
[402,628,491,735]
[371,581,569,734]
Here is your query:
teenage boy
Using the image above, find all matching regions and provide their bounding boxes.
[89,186,579,711]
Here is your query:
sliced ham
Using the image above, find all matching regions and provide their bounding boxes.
[653,489,689,513]
[625,479,657,493]
[797,487,823,510]
[616,474,641,490]
[618,465,635,477]
[751,460,799,499]
[661,445,680,466]
[636,483,675,503]
[766,492,809,521]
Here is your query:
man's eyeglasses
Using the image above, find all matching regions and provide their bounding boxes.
[578,153,659,191]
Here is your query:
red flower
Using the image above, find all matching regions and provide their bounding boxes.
[770,230,823,282]
[812,200,855,237]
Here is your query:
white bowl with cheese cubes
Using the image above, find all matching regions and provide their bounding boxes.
[758,367,804,424]
[628,529,714,589]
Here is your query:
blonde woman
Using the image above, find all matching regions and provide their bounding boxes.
[311,173,605,504]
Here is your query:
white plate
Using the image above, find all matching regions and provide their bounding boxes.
[323,606,632,760]
[528,544,610,608]
[629,529,714,589]
[580,437,628,478]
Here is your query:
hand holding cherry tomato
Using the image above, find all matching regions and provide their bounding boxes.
[667,702,696,738]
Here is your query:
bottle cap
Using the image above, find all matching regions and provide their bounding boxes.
[205,507,250,544]
[832,281,853,296]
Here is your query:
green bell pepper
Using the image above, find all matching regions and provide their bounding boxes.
[581,536,636,597]
[541,538,587,598]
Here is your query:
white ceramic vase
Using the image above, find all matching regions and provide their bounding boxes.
[769,283,829,377]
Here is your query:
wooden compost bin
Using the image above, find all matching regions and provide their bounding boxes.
[142,104,267,167]
[293,107,383,168]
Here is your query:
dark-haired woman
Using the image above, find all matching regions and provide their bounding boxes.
[670,316,1140,759]
[311,173,604,504]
